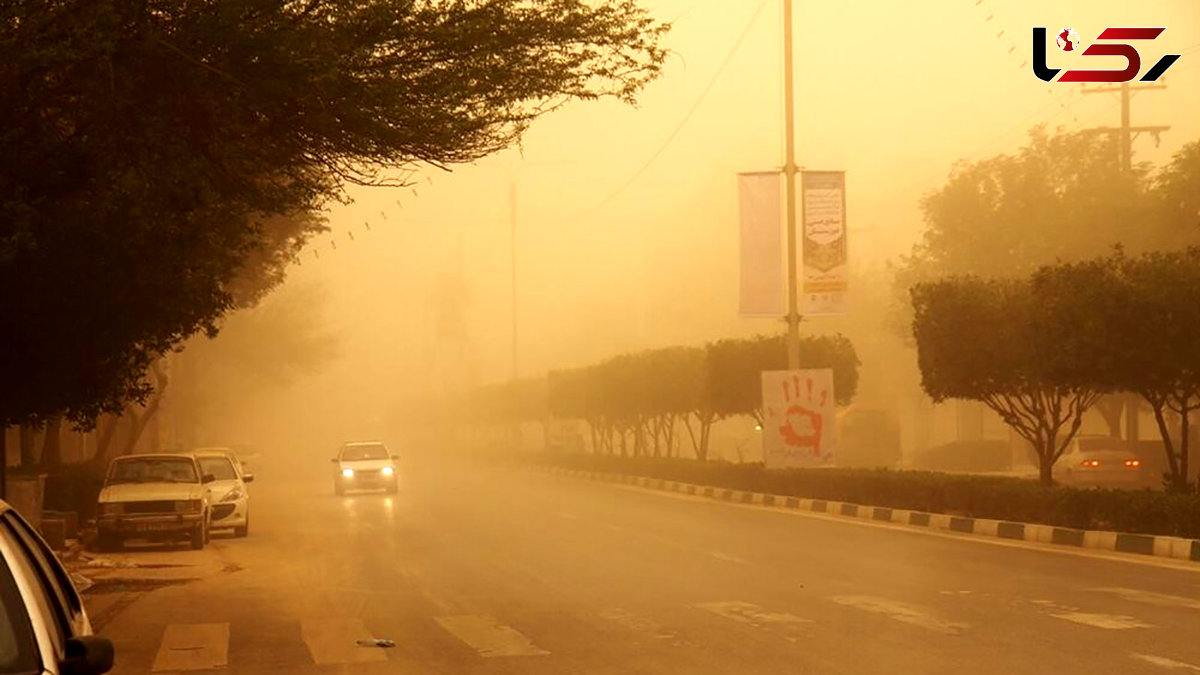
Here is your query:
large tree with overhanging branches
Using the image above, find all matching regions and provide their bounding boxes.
[0,0,669,428]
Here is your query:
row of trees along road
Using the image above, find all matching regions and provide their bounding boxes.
[0,1,670,476]
[452,334,859,461]
[913,248,1200,493]
[899,127,1200,491]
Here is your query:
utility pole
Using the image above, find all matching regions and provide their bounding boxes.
[782,0,801,369]
[1080,83,1170,172]
[1081,82,1169,443]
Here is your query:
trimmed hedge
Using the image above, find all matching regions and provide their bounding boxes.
[537,453,1200,540]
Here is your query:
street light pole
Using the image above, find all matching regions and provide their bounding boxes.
[782,0,801,369]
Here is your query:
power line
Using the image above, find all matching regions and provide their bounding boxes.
[571,0,772,219]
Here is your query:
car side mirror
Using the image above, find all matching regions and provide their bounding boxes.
[61,635,115,675]
[243,474,255,483]
[330,458,340,463]
[391,455,399,460]
[202,474,217,484]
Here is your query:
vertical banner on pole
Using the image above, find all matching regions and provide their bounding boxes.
[737,172,784,317]
[762,369,836,468]
[800,171,847,315]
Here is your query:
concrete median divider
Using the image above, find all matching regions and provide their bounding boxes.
[534,464,1200,563]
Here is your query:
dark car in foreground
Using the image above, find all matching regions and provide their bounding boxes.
[0,500,114,674]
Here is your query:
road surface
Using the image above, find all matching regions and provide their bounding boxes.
[88,453,1200,674]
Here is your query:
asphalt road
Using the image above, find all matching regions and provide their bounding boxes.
[89,453,1200,674]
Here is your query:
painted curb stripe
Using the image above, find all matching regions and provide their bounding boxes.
[997,522,1025,540]
[1052,528,1085,547]
[949,517,975,534]
[1115,534,1156,556]
[547,467,1199,563]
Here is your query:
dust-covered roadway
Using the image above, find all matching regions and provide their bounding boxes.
[92,452,1200,674]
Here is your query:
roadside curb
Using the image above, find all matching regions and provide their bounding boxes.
[536,465,1200,564]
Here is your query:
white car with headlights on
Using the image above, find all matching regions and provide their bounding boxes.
[96,454,214,551]
[332,441,398,495]
[194,450,254,537]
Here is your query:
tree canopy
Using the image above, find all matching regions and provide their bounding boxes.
[912,276,1103,485]
[0,0,669,427]
[892,130,1200,341]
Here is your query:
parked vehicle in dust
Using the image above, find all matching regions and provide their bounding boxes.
[193,450,254,537]
[192,446,249,476]
[1054,435,1161,489]
[332,441,399,495]
[96,454,215,551]
[0,499,115,674]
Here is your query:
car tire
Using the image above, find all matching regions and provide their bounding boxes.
[190,523,205,550]
[234,513,249,538]
[386,481,398,495]
[335,482,345,496]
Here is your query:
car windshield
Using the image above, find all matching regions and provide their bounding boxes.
[198,457,238,481]
[108,458,198,484]
[341,444,388,461]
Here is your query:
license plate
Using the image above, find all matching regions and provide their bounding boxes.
[132,522,178,532]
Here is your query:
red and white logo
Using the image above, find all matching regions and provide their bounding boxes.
[1033,26,1181,83]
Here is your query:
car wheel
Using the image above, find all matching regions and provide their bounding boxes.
[335,482,346,496]
[386,481,398,494]
[190,523,205,550]
[234,513,249,538]
[203,515,212,544]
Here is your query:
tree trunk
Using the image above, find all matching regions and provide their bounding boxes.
[1181,399,1192,493]
[96,414,120,461]
[1094,396,1124,438]
[18,424,36,468]
[1148,400,1184,492]
[38,417,63,470]
[117,359,170,458]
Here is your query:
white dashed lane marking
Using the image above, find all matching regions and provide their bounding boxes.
[436,615,550,657]
[152,623,230,672]
[694,601,812,628]
[1093,587,1200,612]
[1051,612,1152,630]
[832,595,966,635]
[1131,653,1200,671]
[300,617,389,665]
[598,608,677,640]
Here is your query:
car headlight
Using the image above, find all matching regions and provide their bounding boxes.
[221,485,245,502]
[99,503,124,516]
[381,467,394,476]
[175,500,202,513]
[342,468,354,478]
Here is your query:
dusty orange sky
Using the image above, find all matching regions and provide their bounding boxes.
[246,0,1200,442]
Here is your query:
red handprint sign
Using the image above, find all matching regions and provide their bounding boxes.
[761,369,836,468]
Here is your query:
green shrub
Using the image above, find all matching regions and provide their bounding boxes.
[539,453,1200,539]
